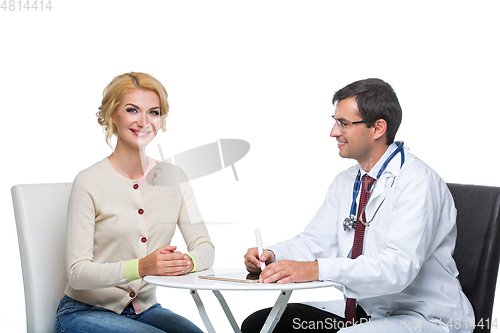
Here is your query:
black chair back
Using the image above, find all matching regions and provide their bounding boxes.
[448,183,500,333]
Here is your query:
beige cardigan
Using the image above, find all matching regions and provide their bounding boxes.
[64,158,215,314]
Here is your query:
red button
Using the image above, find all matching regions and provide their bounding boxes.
[129,291,136,298]
[133,184,139,190]
[138,209,144,215]
[141,237,147,243]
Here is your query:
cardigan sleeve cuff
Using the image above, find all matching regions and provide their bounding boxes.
[186,253,199,273]
[124,258,141,281]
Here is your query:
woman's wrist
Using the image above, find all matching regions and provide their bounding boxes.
[185,253,199,273]
[125,258,141,281]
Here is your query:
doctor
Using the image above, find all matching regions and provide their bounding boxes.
[242,78,474,332]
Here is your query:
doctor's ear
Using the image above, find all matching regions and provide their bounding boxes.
[372,119,387,140]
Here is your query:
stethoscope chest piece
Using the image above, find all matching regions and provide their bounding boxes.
[343,215,356,232]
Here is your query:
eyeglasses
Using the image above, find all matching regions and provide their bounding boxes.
[331,116,373,133]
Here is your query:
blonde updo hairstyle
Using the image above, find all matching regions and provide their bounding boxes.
[97,72,169,146]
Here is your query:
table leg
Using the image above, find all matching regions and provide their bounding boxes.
[213,290,242,333]
[260,290,293,333]
[190,289,216,333]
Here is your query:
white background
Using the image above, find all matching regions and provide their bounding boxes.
[1,1,500,332]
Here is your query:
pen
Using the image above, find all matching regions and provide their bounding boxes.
[255,228,264,270]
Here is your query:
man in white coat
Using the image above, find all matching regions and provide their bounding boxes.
[242,79,474,332]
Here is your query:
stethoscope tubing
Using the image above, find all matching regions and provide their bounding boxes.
[344,141,405,232]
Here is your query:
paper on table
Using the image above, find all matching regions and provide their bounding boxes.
[198,271,261,284]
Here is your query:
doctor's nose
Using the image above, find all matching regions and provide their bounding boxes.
[330,122,341,137]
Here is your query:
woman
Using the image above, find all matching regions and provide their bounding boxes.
[55,72,214,333]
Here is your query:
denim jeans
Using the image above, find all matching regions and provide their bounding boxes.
[55,295,203,333]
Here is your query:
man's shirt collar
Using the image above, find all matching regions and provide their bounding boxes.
[358,142,400,179]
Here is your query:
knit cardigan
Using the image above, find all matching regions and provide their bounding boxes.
[64,158,215,314]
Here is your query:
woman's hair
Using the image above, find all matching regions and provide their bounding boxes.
[96,72,169,145]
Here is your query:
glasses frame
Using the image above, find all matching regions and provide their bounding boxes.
[331,116,373,133]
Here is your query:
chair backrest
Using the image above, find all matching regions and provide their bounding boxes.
[11,183,73,333]
[447,183,500,333]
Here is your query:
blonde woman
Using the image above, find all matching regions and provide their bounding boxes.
[55,72,214,333]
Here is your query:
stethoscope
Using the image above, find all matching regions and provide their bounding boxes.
[343,141,405,232]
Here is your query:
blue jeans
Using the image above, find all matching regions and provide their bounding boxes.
[55,295,203,333]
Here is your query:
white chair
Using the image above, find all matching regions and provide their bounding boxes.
[11,183,73,333]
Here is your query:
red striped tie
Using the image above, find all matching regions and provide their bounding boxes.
[344,174,376,326]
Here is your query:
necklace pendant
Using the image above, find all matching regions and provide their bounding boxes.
[364,222,370,227]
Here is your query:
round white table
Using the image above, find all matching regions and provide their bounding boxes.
[145,268,337,333]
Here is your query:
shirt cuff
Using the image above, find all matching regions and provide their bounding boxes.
[267,246,282,261]
[186,253,199,272]
[124,258,141,281]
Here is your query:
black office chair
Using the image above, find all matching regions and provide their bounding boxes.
[447,183,500,333]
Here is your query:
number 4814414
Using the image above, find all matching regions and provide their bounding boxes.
[1,0,52,11]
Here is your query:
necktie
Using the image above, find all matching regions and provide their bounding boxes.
[344,174,376,326]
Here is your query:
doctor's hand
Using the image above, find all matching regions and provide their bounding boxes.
[139,245,193,277]
[244,247,275,273]
[259,260,319,284]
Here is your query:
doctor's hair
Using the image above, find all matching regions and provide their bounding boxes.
[332,78,402,145]
[96,72,169,146]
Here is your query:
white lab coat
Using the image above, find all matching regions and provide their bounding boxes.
[268,144,475,332]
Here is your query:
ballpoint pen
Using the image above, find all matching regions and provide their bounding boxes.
[255,228,264,271]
